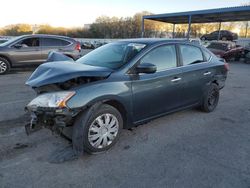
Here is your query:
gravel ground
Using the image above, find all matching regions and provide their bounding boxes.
[0,62,250,188]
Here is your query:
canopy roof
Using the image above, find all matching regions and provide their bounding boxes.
[143,6,250,24]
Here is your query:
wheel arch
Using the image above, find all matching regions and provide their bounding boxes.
[103,99,128,127]
[0,55,12,67]
[82,97,132,129]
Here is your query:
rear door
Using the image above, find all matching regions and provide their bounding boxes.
[178,44,214,106]
[40,37,72,61]
[131,44,183,122]
[9,37,42,65]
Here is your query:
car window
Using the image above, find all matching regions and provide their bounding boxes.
[140,45,177,71]
[203,50,211,61]
[211,31,218,35]
[18,38,40,47]
[41,38,70,47]
[77,42,146,69]
[180,45,204,65]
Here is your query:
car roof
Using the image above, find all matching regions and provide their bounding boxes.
[20,34,74,40]
[118,38,195,45]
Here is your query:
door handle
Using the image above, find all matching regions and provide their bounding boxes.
[171,77,182,82]
[203,71,211,76]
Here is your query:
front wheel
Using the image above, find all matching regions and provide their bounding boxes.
[72,104,123,154]
[200,83,220,112]
[0,57,10,75]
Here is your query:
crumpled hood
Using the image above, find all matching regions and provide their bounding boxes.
[26,61,113,87]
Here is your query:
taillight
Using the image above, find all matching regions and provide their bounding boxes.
[224,62,229,71]
[75,42,81,51]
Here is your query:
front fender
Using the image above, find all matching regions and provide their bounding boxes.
[66,81,133,122]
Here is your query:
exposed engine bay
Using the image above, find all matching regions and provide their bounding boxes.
[34,76,106,94]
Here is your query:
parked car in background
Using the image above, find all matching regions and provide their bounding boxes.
[245,52,250,64]
[91,41,104,48]
[244,45,250,64]
[0,39,8,44]
[189,38,202,45]
[201,30,238,41]
[81,41,94,49]
[0,34,81,74]
[25,39,228,155]
[207,41,244,61]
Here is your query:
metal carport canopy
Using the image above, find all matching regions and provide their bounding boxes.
[142,6,250,38]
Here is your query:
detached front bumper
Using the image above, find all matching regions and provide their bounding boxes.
[25,106,79,135]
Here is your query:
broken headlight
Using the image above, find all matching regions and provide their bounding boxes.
[27,91,75,108]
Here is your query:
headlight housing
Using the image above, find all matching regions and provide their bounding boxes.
[27,91,75,108]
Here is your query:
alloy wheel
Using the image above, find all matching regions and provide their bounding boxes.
[0,61,7,74]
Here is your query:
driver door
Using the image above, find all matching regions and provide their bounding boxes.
[10,37,42,65]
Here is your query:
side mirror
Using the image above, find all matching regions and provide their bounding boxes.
[136,63,157,74]
[13,44,23,49]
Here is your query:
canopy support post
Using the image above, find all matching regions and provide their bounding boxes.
[172,24,176,38]
[245,22,249,38]
[141,18,145,38]
[187,15,192,39]
[218,22,222,40]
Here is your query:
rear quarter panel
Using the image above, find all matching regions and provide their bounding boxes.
[211,58,228,89]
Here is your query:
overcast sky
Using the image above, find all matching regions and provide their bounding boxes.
[1,0,249,27]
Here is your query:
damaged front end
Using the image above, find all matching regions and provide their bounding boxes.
[25,107,77,135]
[25,91,80,135]
[25,59,112,136]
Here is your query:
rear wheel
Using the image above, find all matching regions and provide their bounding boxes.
[72,104,123,155]
[200,83,220,112]
[0,57,10,75]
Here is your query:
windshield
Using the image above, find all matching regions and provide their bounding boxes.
[207,43,228,51]
[77,42,146,69]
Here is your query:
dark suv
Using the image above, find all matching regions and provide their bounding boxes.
[25,39,228,155]
[0,34,81,74]
[201,30,238,41]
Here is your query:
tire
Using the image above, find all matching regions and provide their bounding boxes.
[72,103,123,155]
[200,83,220,113]
[0,57,10,75]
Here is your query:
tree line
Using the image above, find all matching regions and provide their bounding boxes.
[0,11,249,38]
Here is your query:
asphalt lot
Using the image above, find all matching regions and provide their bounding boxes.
[0,62,250,188]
